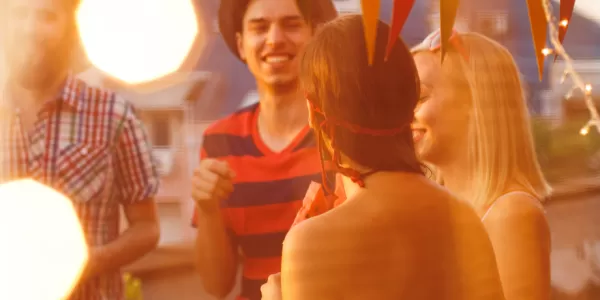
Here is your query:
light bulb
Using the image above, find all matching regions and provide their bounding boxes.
[560,19,569,27]
[542,48,553,56]
[580,126,590,136]
[0,179,88,300]
[585,84,593,94]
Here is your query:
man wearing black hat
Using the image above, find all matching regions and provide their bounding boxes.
[190,0,338,299]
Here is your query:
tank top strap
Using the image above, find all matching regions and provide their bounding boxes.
[481,191,541,221]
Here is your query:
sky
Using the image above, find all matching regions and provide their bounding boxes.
[561,0,600,22]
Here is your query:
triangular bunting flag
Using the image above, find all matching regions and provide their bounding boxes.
[385,0,416,61]
[559,0,575,43]
[526,0,548,81]
[361,0,381,65]
[440,0,460,63]
[555,0,576,62]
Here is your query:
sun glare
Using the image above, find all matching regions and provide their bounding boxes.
[76,0,199,84]
[0,179,88,300]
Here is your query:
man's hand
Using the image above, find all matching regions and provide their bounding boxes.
[79,247,104,282]
[261,273,282,300]
[78,200,160,284]
[192,159,235,211]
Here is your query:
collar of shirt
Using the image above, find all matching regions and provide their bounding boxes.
[0,73,84,117]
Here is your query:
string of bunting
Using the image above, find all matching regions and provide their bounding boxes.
[360,0,596,135]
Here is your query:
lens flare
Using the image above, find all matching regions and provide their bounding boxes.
[76,0,199,84]
[0,179,88,300]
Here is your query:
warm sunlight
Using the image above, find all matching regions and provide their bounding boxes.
[0,179,88,300]
[76,0,199,84]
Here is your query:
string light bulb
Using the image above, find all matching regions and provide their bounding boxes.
[542,0,600,135]
[560,19,569,27]
[542,48,553,56]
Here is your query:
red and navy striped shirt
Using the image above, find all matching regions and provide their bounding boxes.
[193,103,327,300]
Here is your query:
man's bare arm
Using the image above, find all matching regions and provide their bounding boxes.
[194,207,238,298]
[83,199,160,279]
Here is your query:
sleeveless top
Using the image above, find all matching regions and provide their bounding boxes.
[481,191,544,221]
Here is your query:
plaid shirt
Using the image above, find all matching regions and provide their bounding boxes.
[0,75,159,300]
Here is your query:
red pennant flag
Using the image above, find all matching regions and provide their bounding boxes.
[361,0,381,65]
[440,0,460,63]
[555,0,576,62]
[385,0,416,60]
[526,0,547,81]
[559,0,575,43]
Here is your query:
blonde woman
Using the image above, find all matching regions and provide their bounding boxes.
[412,30,552,300]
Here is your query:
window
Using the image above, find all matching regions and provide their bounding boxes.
[334,0,360,15]
[151,113,171,148]
[476,11,509,37]
[428,0,470,32]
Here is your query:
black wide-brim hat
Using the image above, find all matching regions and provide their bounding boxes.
[218,0,248,61]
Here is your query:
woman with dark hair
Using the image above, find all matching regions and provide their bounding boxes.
[261,15,505,300]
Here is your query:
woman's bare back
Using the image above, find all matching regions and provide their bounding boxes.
[281,175,505,300]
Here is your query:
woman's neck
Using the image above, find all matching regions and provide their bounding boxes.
[341,175,360,199]
[435,151,474,205]
[341,171,423,200]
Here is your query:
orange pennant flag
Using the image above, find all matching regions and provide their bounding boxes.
[385,0,416,60]
[559,0,575,43]
[554,0,576,62]
[526,0,548,81]
[361,0,381,65]
[439,0,460,63]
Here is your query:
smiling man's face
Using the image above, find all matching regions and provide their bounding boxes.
[236,0,312,89]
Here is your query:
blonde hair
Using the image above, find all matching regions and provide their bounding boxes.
[412,32,551,210]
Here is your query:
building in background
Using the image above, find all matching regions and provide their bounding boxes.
[193,0,600,121]
[333,0,361,15]
[192,0,433,119]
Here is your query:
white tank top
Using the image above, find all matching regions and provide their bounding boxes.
[481,191,544,221]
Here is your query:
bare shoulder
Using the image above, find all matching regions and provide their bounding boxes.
[282,193,407,260]
[483,192,550,254]
[406,178,485,227]
[282,183,505,299]
[281,199,414,299]
[282,214,325,256]
[485,192,547,228]
[280,212,348,298]
[483,193,551,299]
[282,203,357,259]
